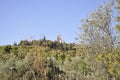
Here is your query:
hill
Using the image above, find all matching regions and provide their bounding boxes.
[0,39,77,80]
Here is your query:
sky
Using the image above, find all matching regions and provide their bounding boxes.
[0,0,111,45]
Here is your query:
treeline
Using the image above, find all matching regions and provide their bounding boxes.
[18,39,76,51]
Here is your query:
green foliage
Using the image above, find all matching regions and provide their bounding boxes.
[0,41,76,80]
[116,17,120,22]
[1,0,120,80]
[96,49,120,80]
[104,50,120,78]
[62,56,90,80]
[77,1,114,48]
[3,45,12,53]
[42,35,46,41]
[115,25,120,32]
[115,0,120,32]
[75,1,120,80]
[19,40,30,46]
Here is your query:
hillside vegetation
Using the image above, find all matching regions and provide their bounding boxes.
[0,0,120,80]
[0,39,77,80]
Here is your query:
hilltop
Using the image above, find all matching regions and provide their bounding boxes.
[0,38,77,80]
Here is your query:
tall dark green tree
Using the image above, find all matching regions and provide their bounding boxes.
[42,35,46,41]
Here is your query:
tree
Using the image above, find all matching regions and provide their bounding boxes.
[3,45,12,53]
[42,35,46,41]
[77,1,114,48]
[76,1,115,80]
[13,41,17,46]
[18,40,30,46]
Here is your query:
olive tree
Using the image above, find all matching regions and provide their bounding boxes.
[77,1,114,48]
[76,1,115,80]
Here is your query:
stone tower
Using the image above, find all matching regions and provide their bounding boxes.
[57,35,62,43]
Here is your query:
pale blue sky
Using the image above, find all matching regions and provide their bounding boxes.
[0,0,111,45]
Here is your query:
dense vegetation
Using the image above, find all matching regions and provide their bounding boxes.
[0,39,77,80]
[0,0,120,80]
